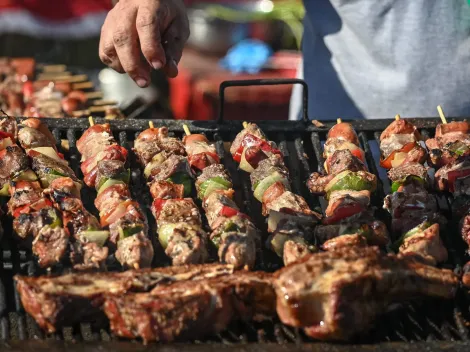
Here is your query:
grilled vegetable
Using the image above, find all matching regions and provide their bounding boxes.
[253,171,290,202]
[197,176,232,200]
[391,221,432,251]
[79,230,110,247]
[167,172,192,197]
[324,170,376,197]
[390,175,425,193]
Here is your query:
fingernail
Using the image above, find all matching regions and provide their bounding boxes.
[135,77,148,88]
[152,60,163,70]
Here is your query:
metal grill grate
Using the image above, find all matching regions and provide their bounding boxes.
[0,117,470,349]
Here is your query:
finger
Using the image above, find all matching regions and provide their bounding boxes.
[112,4,150,87]
[136,3,168,70]
[99,11,124,73]
[161,19,189,78]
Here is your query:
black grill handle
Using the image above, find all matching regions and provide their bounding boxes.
[218,78,309,123]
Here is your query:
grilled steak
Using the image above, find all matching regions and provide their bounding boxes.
[274,247,458,341]
[94,159,127,190]
[104,271,275,343]
[15,263,237,333]
[388,162,429,183]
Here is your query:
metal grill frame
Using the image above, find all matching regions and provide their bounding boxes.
[0,117,470,351]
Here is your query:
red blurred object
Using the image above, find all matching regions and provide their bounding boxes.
[170,49,301,121]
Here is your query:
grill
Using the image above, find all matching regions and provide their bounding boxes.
[1,79,470,350]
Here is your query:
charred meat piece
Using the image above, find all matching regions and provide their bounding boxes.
[388,162,429,184]
[94,159,128,191]
[8,180,43,216]
[230,123,267,156]
[17,126,56,150]
[322,234,368,251]
[105,271,275,343]
[435,121,470,137]
[115,232,154,269]
[307,170,376,196]
[211,215,259,269]
[81,145,128,187]
[324,190,370,221]
[434,157,470,194]
[15,263,237,333]
[327,122,360,145]
[397,223,448,266]
[325,149,367,174]
[274,247,458,341]
[94,183,130,210]
[0,145,29,185]
[13,206,61,239]
[202,191,239,228]
[154,198,201,226]
[76,124,114,161]
[160,223,209,265]
[32,226,69,268]
[149,180,184,200]
[30,151,79,187]
[306,172,333,195]
[250,154,289,190]
[267,220,316,265]
[70,241,108,271]
[314,221,389,248]
[380,119,421,141]
[195,164,231,189]
[148,154,192,182]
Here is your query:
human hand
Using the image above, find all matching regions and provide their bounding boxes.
[99,0,189,87]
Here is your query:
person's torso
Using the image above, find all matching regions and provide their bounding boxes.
[302,0,470,119]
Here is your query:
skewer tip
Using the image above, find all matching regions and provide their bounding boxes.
[395,114,401,121]
[437,105,447,124]
[88,116,95,126]
[182,124,191,136]
[149,121,154,129]
[336,118,342,124]
[242,121,248,129]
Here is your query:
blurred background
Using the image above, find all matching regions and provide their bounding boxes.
[0,0,303,121]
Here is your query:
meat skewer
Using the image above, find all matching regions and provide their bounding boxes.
[230,121,320,265]
[307,118,389,250]
[132,121,209,265]
[381,115,447,266]
[16,117,109,270]
[75,117,153,269]
[182,124,260,269]
[0,114,68,268]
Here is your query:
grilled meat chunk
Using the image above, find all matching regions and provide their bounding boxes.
[162,223,209,265]
[211,215,259,269]
[398,223,448,266]
[388,162,429,183]
[15,263,237,333]
[327,122,359,145]
[32,226,69,268]
[94,159,128,191]
[203,191,239,228]
[30,152,79,187]
[380,119,420,141]
[105,271,275,343]
[13,207,61,239]
[307,170,376,195]
[70,242,108,271]
[435,121,470,137]
[314,221,389,248]
[230,123,267,156]
[154,198,201,226]
[94,183,130,210]
[134,136,185,166]
[250,154,289,190]
[0,116,18,137]
[322,234,368,251]
[115,232,154,269]
[274,247,458,341]
[380,134,417,159]
[76,124,113,161]
[0,145,29,185]
[149,180,184,200]
[434,157,470,194]
[149,154,192,182]
[8,180,43,215]
[325,149,367,174]
[195,164,231,189]
[17,126,56,150]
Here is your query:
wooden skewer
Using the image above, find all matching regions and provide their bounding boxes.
[89,105,114,113]
[183,124,191,136]
[40,64,67,73]
[88,116,95,126]
[437,105,447,124]
[395,114,401,121]
[149,121,154,129]
[242,121,248,129]
[84,91,103,100]
[91,99,118,107]
[73,82,94,90]
[337,118,342,124]
[37,72,72,80]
